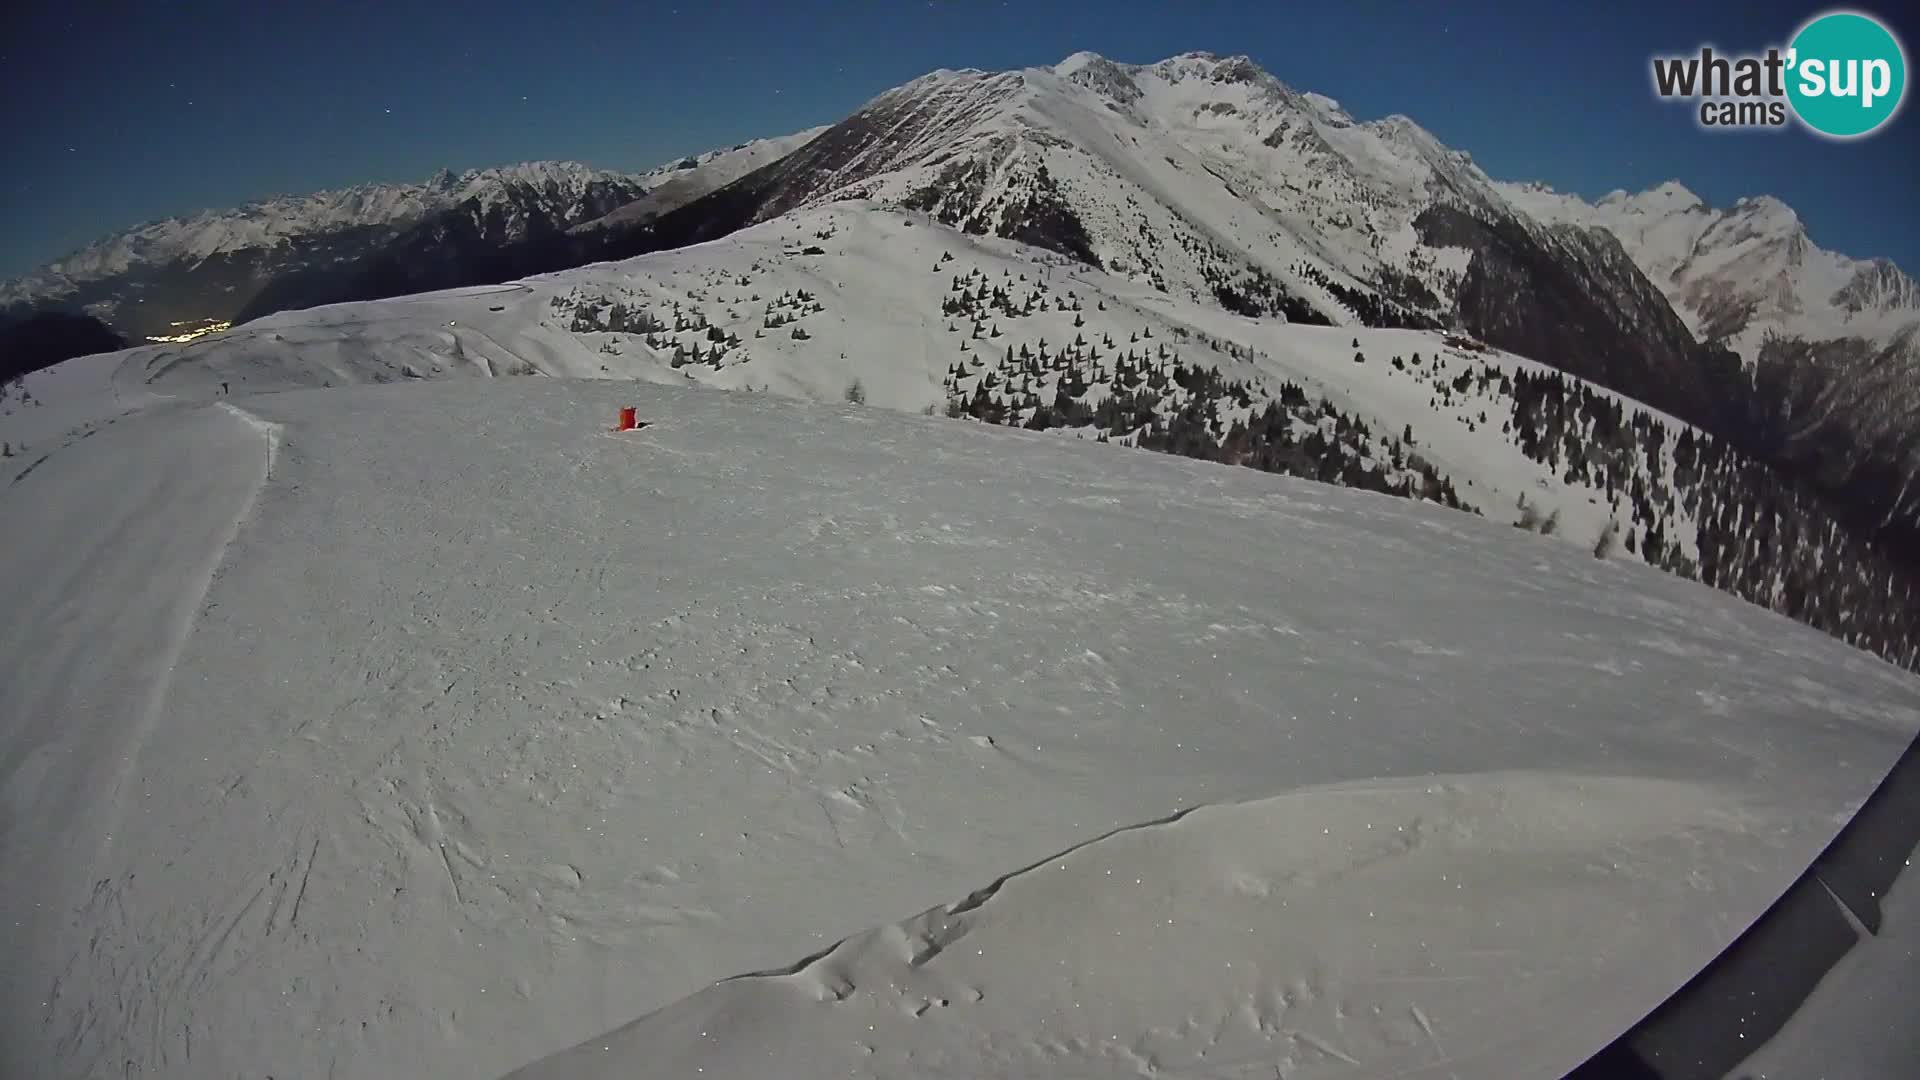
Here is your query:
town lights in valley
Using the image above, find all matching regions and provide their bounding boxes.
[146,319,232,344]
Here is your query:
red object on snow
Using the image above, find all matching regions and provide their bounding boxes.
[616,407,637,432]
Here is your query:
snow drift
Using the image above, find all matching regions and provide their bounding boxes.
[508,773,1798,1080]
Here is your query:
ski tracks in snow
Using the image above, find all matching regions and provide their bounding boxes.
[97,403,282,864]
[1,400,288,1077]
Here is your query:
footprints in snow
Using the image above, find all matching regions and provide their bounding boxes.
[366,768,718,947]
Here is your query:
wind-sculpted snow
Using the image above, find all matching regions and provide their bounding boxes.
[507,774,1791,1080]
[2,376,1916,1079]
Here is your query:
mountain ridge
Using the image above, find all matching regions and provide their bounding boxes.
[1499,177,1919,348]
[4,161,643,301]
[10,54,1907,346]
[605,52,1739,451]
[6,49,1914,551]
[9,196,1915,671]
[1498,175,1920,546]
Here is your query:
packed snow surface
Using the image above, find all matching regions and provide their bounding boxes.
[3,376,1917,1080]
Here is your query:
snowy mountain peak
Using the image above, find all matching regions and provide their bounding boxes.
[1644,179,1705,208]
[1591,180,1707,216]
[1303,91,1350,118]
[1153,50,1257,74]
[1133,51,1291,96]
[1205,54,1269,83]
[1052,50,1107,76]
[685,48,1664,339]
[1367,113,1443,150]
[1053,51,1145,106]
[1496,173,1919,516]
[1729,193,1801,231]
[909,65,994,90]
[455,160,627,194]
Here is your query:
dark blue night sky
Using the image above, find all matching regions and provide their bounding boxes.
[4,0,1914,277]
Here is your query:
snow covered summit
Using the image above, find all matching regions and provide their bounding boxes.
[1502,177,1919,352]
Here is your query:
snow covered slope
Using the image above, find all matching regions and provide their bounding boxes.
[12,202,1913,671]
[578,127,831,231]
[631,129,830,188]
[591,51,1903,549]
[508,776,1821,1080]
[0,207,1684,560]
[622,50,1727,435]
[3,374,1917,1080]
[643,52,1482,322]
[13,51,1909,544]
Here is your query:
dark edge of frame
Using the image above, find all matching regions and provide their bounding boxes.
[1566,731,1920,1080]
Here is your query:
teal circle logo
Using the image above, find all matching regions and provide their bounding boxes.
[1786,11,1907,138]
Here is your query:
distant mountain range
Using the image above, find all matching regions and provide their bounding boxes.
[0,139,820,345]
[4,50,1915,554]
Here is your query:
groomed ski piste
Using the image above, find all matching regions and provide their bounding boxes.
[4,208,1920,1079]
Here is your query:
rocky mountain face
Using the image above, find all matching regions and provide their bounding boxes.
[1502,180,1920,547]
[1501,180,1920,353]
[619,54,1740,427]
